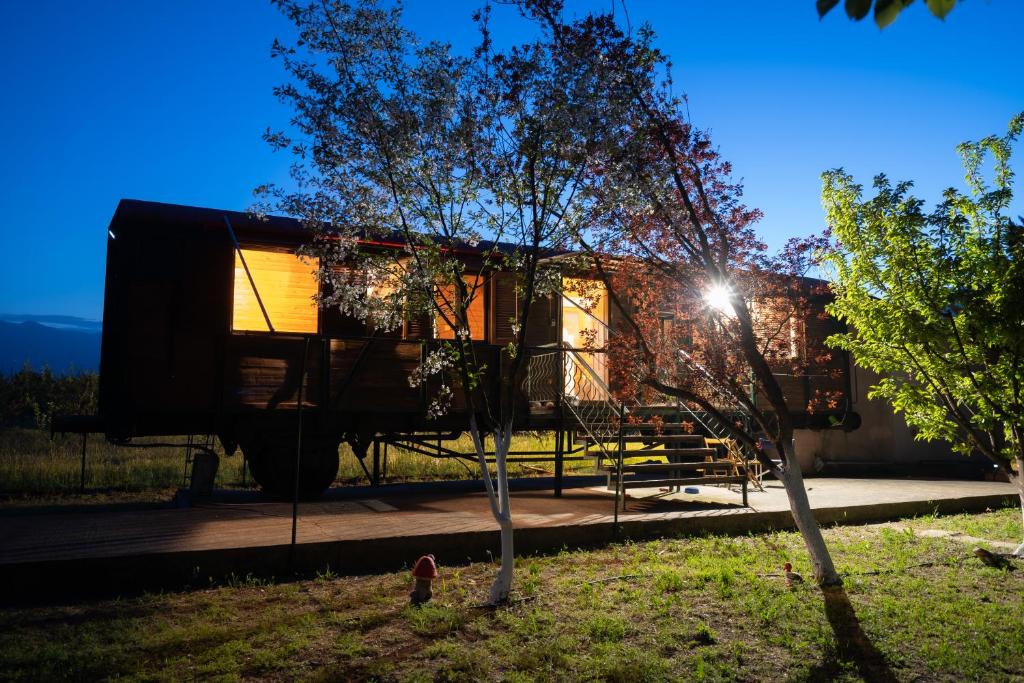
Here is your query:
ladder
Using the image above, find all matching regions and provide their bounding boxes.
[182,434,216,488]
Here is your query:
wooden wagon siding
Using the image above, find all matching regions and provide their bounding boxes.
[97,199,851,442]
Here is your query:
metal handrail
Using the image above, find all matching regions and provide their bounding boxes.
[676,349,749,409]
[669,352,760,492]
[672,398,760,492]
[565,347,614,397]
[557,350,629,522]
[561,352,624,440]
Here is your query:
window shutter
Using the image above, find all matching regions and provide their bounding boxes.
[525,294,557,346]
[491,272,519,344]
[404,314,431,340]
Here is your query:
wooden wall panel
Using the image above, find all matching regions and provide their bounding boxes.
[436,274,487,341]
[224,336,320,409]
[404,314,431,340]
[525,294,557,347]
[113,227,232,420]
[330,339,422,412]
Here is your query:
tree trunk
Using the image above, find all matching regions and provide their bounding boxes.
[778,440,843,585]
[1013,455,1024,558]
[491,514,515,603]
[469,416,515,604]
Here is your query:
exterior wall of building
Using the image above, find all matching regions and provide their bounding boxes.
[793,363,965,472]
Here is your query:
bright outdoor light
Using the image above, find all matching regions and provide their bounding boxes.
[704,283,735,317]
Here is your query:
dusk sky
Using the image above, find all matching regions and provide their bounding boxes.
[1,0,1021,320]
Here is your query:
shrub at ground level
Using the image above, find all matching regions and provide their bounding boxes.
[0,367,97,431]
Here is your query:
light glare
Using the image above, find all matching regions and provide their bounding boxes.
[704,283,735,317]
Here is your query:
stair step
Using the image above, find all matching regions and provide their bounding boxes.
[619,475,747,489]
[649,447,718,459]
[590,447,719,461]
[602,462,744,473]
[618,434,706,446]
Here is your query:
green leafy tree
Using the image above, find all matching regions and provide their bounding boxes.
[822,113,1024,555]
[817,0,960,29]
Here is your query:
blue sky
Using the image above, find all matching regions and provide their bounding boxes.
[0,1,1021,319]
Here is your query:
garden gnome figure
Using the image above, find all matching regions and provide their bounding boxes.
[410,554,438,606]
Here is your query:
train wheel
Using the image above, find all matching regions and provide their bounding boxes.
[240,427,340,499]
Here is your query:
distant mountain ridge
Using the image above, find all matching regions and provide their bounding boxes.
[0,318,101,374]
[0,313,102,333]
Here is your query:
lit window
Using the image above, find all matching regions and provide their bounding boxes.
[435,274,486,340]
[233,248,319,333]
[561,278,609,390]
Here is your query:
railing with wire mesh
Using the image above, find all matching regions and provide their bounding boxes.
[525,347,624,460]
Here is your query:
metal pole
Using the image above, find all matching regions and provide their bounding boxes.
[80,433,87,493]
[553,428,564,497]
[372,440,380,487]
[613,402,625,533]
[183,434,192,488]
[742,465,749,507]
[290,337,310,569]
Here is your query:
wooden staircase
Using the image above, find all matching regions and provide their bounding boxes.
[581,421,747,508]
[526,347,751,513]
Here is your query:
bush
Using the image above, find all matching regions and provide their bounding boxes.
[0,366,97,430]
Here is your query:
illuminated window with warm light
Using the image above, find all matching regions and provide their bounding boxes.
[435,274,486,340]
[233,248,320,333]
[562,278,609,391]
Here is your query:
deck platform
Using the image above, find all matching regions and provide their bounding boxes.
[0,477,1016,602]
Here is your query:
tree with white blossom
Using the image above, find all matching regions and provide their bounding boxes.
[259,0,606,603]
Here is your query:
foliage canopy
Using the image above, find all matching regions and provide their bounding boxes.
[816,0,960,29]
[823,113,1024,477]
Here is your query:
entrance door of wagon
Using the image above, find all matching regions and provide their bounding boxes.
[561,278,608,397]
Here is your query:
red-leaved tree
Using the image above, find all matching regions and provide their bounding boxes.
[522,0,846,585]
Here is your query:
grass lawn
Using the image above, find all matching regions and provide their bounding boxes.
[1,506,1021,682]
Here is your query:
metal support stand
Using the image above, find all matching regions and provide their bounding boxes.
[372,440,381,486]
[613,403,625,534]
[289,337,310,571]
[553,428,564,497]
[80,433,87,493]
[182,434,193,488]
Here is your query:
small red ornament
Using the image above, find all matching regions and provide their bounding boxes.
[412,554,438,579]
[410,554,438,606]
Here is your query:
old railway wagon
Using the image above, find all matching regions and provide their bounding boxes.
[90,199,854,497]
